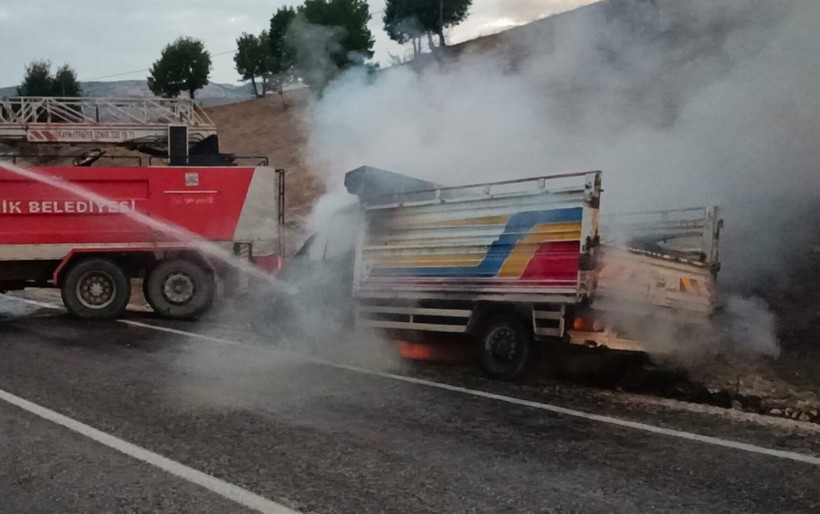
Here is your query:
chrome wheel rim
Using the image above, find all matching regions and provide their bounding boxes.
[162,272,196,305]
[76,271,116,309]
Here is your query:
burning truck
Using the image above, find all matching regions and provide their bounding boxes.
[281,166,722,378]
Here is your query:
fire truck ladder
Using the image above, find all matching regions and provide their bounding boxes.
[0,97,217,148]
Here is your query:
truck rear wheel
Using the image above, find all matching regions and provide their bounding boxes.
[478,314,534,380]
[144,259,215,320]
[61,258,131,320]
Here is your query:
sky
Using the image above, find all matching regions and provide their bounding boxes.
[0,0,597,87]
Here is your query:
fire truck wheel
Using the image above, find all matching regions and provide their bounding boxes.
[61,258,131,320]
[144,259,215,320]
[477,314,534,380]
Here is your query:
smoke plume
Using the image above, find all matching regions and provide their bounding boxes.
[301,0,820,359]
[287,16,347,93]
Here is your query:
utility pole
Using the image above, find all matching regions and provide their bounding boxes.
[440,0,444,30]
[438,0,446,47]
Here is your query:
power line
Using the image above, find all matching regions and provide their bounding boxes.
[83,49,237,81]
[84,67,153,82]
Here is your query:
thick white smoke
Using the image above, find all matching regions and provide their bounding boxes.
[307,0,818,278]
[286,16,347,93]
[301,0,820,359]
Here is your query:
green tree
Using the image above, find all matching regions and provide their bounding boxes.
[234,32,269,97]
[383,0,472,52]
[268,6,298,103]
[51,65,82,96]
[17,60,52,96]
[292,0,375,91]
[148,37,211,99]
[17,60,82,97]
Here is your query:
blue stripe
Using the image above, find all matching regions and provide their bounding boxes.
[371,207,583,278]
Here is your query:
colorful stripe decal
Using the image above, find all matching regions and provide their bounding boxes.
[370,207,583,278]
[378,253,485,267]
[497,222,580,277]
[521,240,581,280]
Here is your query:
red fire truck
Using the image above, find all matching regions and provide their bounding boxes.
[0,164,283,320]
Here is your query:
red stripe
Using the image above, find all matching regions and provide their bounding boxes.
[520,240,580,280]
[364,279,578,287]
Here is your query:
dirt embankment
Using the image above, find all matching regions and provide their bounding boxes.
[205,89,324,251]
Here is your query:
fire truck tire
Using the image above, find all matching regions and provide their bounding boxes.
[477,314,534,380]
[144,259,215,320]
[61,258,131,320]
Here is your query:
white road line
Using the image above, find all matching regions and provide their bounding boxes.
[122,319,253,346]
[7,296,820,467]
[0,388,299,514]
[341,367,820,465]
[121,317,820,467]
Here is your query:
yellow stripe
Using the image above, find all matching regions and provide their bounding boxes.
[498,222,581,278]
[430,215,510,227]
[375,253,484,267]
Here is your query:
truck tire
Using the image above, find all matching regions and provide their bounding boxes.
[478,314,534,380]
[61,258,131,320]
[144,259,215,320]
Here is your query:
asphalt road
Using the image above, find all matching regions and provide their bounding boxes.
[1,296,819,514]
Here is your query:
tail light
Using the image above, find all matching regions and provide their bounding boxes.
[572,312,606,332]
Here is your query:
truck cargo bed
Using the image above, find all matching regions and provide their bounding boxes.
[351,171,602,304]
[597,206,721,314]
[570,207,723,352]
